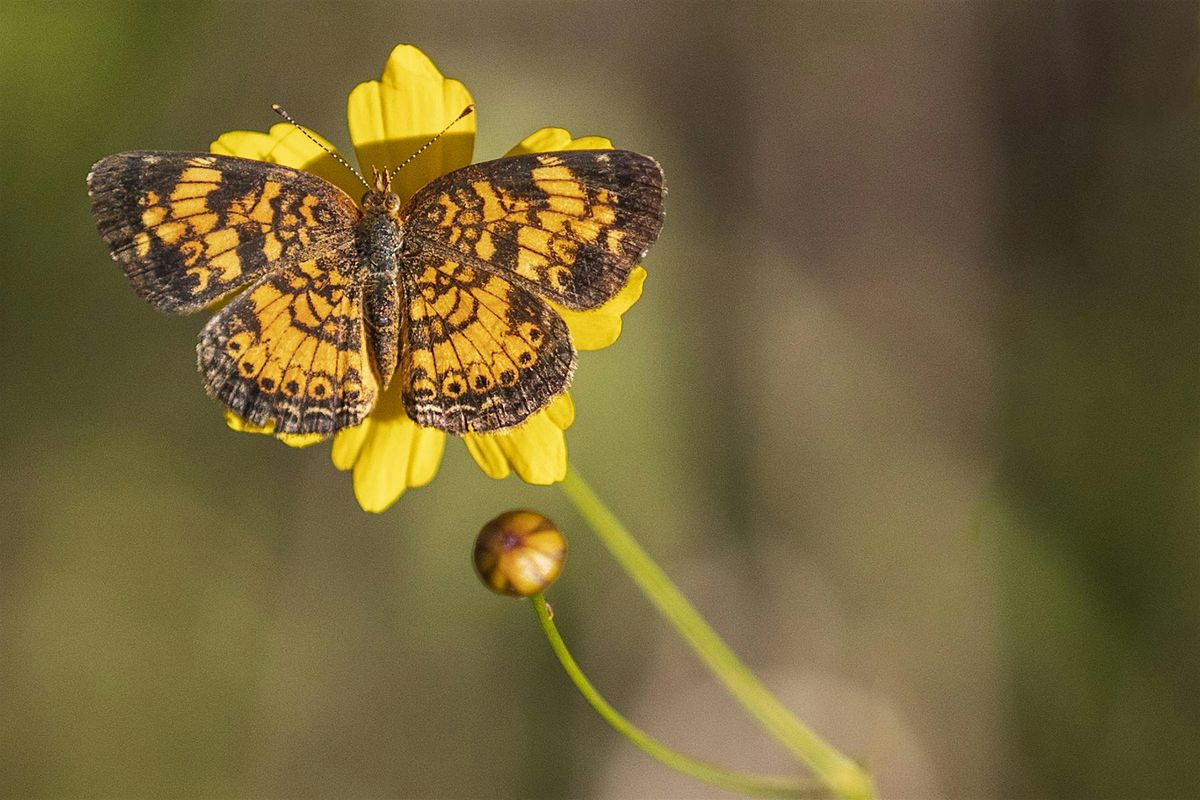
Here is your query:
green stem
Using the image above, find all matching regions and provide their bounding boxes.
[558,467,876,800]
[532,594,819,799]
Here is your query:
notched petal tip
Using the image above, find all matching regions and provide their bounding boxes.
[337,394,447,513]
[380,44,449,88]
[348,44,475,203]
[223,410,325,448]
[331,422,371,470]
[505,127,615,158]
[554,266,647,351]
[464,394,573,485]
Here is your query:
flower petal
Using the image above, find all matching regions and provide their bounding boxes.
[552,266,647,350]
[223,410,326,449]
[461,434,509,480]
[347,44,475,203]
[351,418,446,513]
[463,393,574,484]
[210,123,361,199]
[505,127,572,156]
[544,391,575,429]
[331,382,446,513]
[505,128,614,156]
[331,421,371,470]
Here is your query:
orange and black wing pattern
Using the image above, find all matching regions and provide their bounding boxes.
[89,146,666,437]
[88,152,360,313]
[402,150,665,311]
[400,254,575,434]
[198,250,379,435]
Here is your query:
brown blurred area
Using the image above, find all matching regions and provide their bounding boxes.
[2,2,1197,798]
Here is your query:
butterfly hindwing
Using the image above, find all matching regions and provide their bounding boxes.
[197,250,379,435]
[400,253,575,434]
[402,150,665,311]
[88,151,361,313]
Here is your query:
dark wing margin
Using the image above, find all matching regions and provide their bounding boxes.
[87,151,360,314]
[402,150,665,311]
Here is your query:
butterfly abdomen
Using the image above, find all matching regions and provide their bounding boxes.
[356,210,404,388]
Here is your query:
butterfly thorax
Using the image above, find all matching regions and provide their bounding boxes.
[357,188,404,277]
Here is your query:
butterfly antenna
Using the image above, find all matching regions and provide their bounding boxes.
[271,104,371,191]
[386,104,475,187]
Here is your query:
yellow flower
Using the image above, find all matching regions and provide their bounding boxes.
[211,44,646,512]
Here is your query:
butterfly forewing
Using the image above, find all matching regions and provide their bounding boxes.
[88,151,360,313]
[402,150,665,311]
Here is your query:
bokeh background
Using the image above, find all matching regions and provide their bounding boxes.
[3,2,1198,798]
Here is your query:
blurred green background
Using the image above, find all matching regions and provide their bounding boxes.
[3,2,1198,798]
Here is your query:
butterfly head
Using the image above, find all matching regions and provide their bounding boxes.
[362,166,402,216]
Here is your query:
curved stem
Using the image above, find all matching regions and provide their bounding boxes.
[532,594,820,799]
[558,467,876,800]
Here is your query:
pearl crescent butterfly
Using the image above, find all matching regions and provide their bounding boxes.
[87,138,665,435]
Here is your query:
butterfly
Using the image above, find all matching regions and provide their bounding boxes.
[87,142,665,436]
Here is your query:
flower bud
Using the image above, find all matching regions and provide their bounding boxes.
[474,510,566,597]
